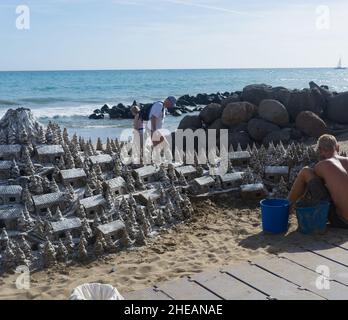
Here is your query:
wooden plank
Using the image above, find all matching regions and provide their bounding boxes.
[124,287,173,300]
[326,239,348,251]
[155,277,221,300]
[190,270,267,300]
[252,257,348,300]
[280,250,348,286]
[303,241,348,267]
[222,262,323,300]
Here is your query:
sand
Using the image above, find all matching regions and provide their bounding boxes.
[1,196,348,300]
[2,137,348,300]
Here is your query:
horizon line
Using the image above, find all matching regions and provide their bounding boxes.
[0,66,338,73]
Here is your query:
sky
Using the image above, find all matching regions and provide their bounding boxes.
[0,0,347,70]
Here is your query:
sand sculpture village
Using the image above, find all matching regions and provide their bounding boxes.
[0,106,329,275]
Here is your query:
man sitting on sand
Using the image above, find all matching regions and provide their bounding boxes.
[288,134,348,228]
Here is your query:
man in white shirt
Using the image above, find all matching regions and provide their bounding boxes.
[148,96,176,146]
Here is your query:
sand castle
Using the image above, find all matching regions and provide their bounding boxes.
[0,107,329,274]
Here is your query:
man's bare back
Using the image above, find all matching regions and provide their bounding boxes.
[315,156,348,220]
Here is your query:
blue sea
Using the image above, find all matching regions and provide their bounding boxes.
[0,68,348,141]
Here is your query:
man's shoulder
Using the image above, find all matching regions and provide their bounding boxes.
[152,101,163,108]
[150,101,164,117]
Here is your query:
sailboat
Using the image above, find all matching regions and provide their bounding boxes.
[335,57,346,70]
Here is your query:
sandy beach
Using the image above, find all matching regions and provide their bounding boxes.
[1,192,348,300]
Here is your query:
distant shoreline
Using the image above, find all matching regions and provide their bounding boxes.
[0,67,339,73]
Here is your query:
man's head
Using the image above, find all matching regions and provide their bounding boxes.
[317,134,339,159]
[163,96,177,109]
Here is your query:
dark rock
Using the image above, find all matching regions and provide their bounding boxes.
[199,103,222,125]
[210,93,223,104]
[247,118,280,141]
[89,113,104,120]
[109,104,132,119]
[172,109,182,117]
[258,99,289,126]
[309,81,333,100]
[101,104,110,114]
[290,128,303,140]
[208,118,228,131]
[327,92,348,124]
[195,93,210,105]
[286,89,324,120]
[221,94,240,108]
[228,131,251,150]
[93,109,102,114]
[271,87,291,107]
[178,115,202,130]
[296,111,328,137]
[230,122,249,133]
[262,128,292,145]
[241,84,273,106]
[221,102,256,126]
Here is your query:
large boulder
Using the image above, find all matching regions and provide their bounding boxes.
[327,92,348,124]
[295,111,328,138]
[195,93,210,105]
[271,87,291,106]
[221,94,240,108]
[228,131,251,150]
[199,103,222,125]
[89,113,104,120]
[208,118,228,131]
[309,81,333,101]
[241,84,273,106]
[262,128,292,145]
[178,115,202,130]
[286,89,325,120]
[247,118,280,141]
[258,99,289,126]
[221,102,256,126]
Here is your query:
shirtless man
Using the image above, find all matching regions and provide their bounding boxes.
[288,134,348,228]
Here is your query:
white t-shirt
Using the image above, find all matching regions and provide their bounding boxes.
[147,101,166,131]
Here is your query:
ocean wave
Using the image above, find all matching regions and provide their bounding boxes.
[0,99,20,106]
[18,97,69,104]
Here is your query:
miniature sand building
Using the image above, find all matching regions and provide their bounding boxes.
[264,166,289,183]
[80,194,107,218]
[229,151,251,167]
[0,145,21,161]
[0,185,22,204]
[219,172,244,189]
[51,218,82,240]
[89,154,113,171]
[175,165,197,181]
[36,145,64,163]
[134,189,160,205]
[134,165,159,183]
[0,206,23,229]
[240,183,267,200]
[192,176,216,194]
[97,220,125,241]
[104,177,126,196]
[32,192,66,215]
[60,168,87,188]
[0,161,14,179]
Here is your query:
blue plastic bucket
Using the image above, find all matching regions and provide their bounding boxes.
[260,199,290,234]
[296,201,330,234]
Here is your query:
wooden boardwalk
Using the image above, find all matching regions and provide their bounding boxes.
[124,239,348,300]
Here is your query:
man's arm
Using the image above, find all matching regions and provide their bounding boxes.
[151,116,157,135]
